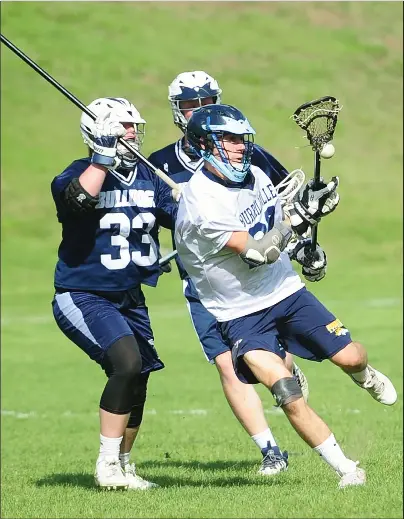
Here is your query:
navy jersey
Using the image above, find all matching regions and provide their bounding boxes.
[148,139,289,279]
[51,158,174,291]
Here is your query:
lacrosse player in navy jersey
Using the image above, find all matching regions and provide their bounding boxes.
[51,97,174,490]
[174,103,397,488]
[148,71,313,476]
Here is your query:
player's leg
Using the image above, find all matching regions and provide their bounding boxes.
[329,341,397,405]
[214,350,288,475]
[219,307,366,488]
[280,350,309,403]
[242,348,364,488]
[183,278,287,475]
[99,335,144,484]
[279,288,397,406]
[117,290,164,489]
[52,291,143,490]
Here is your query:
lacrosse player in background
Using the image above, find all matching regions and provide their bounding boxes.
[148,71,313,475]
[51,97,175,490]
[174,103,397,488]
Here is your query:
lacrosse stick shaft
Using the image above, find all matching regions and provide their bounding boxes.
[0,33,179,191]
[159,250,178,267]
[310,151,322,251]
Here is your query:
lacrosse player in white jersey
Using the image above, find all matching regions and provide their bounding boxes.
[149,70,311,476]
[174,103,397,488]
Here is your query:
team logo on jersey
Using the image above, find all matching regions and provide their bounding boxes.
[326,319,349,336]
[163,163,169,172]
[239,183,277,227]
[95,189,155,209]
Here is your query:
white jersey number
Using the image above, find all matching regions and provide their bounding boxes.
[100,212,158,270]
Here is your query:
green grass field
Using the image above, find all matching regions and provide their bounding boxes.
[1,2,403,518]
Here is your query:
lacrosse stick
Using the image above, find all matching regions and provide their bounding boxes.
[159,249,178,267]
[0,33,181,197]
[276,169,305,207]
[292,96,342,251]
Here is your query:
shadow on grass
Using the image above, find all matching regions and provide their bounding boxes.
[36,473,95,489]
[35,459,303,489]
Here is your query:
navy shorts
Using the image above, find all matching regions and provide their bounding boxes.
[218,287,352,384]
[183,278,229,363]
[52,287,164,375]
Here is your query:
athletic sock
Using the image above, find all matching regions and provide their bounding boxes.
[350,366,370,384]
[119,452,131,468]
[97,434,122,463]
[313,433,357,476]
[251,428,278,454]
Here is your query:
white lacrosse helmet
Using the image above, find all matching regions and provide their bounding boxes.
[168,71,222,133]
[80,97,146,169]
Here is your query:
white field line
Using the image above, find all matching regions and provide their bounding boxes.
[1,298,402,328]
[1,407,361,420]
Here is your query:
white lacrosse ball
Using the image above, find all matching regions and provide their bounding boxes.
[320,143,335,159]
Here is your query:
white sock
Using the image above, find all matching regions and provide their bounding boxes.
[119,452,131,468]
[97,434,122,463]
[251,428,278,452]
[314,434,357,476]
[350,366,370,383]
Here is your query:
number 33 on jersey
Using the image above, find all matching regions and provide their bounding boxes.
[51,158,175,291]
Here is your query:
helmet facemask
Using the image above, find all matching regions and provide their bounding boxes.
[202,132,255,183]
[116,122,146,170]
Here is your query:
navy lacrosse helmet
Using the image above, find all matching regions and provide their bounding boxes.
[168,71,222,132]
[186,104,256,183]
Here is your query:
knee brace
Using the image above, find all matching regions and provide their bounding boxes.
[127,373,150,428]
[100,336,143,414]
[271,377,303,407]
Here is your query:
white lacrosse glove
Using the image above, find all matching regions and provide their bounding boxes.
[91,110,126,168]
[290,239,327,282]
[286,176,340,235]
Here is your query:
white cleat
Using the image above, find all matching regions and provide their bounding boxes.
[292,363,309,402]
[351,366,397,406]
[338,464,366,489]
[123,463,159,490]
[94,456,128,490]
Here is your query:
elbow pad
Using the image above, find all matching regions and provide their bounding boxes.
[63,177,99,214]
[239,222,292,267]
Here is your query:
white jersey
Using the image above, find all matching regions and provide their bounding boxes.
[174,166,304,322]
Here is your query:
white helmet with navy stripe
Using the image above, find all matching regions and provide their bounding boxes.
[168,71,222,133]
[80,97,146,168]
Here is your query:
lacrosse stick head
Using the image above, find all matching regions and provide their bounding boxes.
[276,169,305,206]
[292,96,341,153]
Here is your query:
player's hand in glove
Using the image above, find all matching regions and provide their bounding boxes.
[159,262,172,275]
[91,110,126,168]
[171,187,183,203]
[286,176,339,236]
[291,239,327,282]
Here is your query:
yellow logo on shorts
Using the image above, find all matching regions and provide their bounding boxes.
[326,319,348,336]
